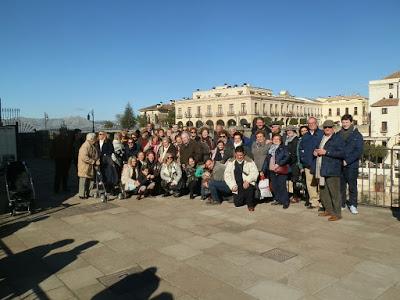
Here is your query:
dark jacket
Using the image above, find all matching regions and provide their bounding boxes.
[97,140,114,158]
[299,128,323,174]
[250,126,271,144]
[340,127,364,169]
[320,133,345,177]
[179,140,202,165]
[286,136,300,179]
[124,143,140,161]
[262,144,290,175]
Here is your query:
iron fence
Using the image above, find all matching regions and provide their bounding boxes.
[358,148,400,207]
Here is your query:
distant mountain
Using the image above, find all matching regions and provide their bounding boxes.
[16,116,108,132]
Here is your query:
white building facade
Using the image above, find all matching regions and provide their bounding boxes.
[369,71,400,146]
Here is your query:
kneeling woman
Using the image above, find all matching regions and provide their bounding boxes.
[263,134,290,209]
[136,166,156,200]
[121,156,140,196]
[160,155,183,197]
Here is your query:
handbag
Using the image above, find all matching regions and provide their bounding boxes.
[275,164,289,175]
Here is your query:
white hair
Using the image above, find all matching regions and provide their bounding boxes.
[181,132,189,139]
[86,132,96,141]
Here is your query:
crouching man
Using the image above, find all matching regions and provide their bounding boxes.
[224,146,259,211]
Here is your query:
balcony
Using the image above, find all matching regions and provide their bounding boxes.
[227,111,235,116]
[216,112,224,117]
[195,113,202,118]
[185,113,192,119]
[205,112,213,117]
[176,114,183,119]
[239,110,247,116]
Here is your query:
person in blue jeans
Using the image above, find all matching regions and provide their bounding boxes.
[203,159,230,204]
[339,114,364,214]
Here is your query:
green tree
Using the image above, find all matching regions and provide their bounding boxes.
[119,103,136,129]
[103,121,114,129]
[264,117,272,126]
[363,143,388,163]
[299,118,307,125]
[289,118,299,125]
[166,110,176,126]
[136,114,148,128]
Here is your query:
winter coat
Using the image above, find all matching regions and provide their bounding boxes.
[77,141,99,178]
[340,127,364,169]
[160,162,182,184]
[320,133,345,177]
[158,144,177,162]
[224,157,259,190]
[121,164,139,191]
[251,142,270,171]
[262,144,290,175]
[179,140,202,165]
[286,136,300,179]
[298,128,323,174]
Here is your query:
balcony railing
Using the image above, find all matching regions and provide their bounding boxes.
[185,114,192,118]
[227,111,235,116]
[176,114,183,119]
[239,110,247,116]
[205,112,213,117]
[195,113,202,118]
[358,148,400,207]
[216,112,224,117]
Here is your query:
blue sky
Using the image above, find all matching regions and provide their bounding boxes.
[1,0,399,120]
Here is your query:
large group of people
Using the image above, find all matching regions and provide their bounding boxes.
[75,114,364,221]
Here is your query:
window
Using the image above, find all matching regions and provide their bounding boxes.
[187,107,192,117]
[196,95,201,99]
[254,103,258,114]
[270,104,273,113]
[381,121,388,132]
[241,103,246,113]
[263,103,266,114]
[345,107,349,115]
[197,106,201,114]
[229,104,234,113]
[328,108,332,116]
[389,93,393,99]
[217,105,222,114]
[207,105,211,113]
[178,108,182,115]
[382,108,388,114]
[389,83,394,89]
[337,108,340,116]
[382,141,387,147]
[354,107,358,115]
[354,120,358,125]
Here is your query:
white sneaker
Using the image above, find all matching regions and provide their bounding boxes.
[341,206,347,211]
[349,205,359,214]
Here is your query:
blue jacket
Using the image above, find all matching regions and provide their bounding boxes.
[339,127,364,169]
[299,128,323,174]
[262,144,290,175]
[320,133,345,177]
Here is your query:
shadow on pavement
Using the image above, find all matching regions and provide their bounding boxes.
[92,267,174,300]
[0,239,98,299]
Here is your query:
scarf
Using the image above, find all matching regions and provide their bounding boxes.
[339,125,354,142]
[315,134,332,186]
[233,142,242,149]
[268,144,279,156]
[285,135,296,146]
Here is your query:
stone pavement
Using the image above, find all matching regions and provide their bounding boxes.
[1,191,400,300]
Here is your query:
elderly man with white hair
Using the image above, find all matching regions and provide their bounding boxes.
[77,133,100,199]
[179,131,201,166]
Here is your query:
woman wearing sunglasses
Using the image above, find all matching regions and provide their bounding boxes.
[160,154,183,197]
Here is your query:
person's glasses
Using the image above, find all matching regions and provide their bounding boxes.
[128,142,133,144]
[167,156,173,159]
[191,131,196,134]
[323,126,333,129]
[219,135,226,138]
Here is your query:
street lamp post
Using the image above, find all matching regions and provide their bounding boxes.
[87,109,95,133]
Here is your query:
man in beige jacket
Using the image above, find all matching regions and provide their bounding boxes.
[77,133,100,199]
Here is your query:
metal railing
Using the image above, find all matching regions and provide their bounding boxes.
[358,148,400,207]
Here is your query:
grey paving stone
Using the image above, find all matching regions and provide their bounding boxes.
[57,265,103,290]
[245,280,304,300]
[181,235,221,250]
[159,243,203,261]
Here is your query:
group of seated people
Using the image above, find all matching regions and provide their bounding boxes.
[91,114,363,220]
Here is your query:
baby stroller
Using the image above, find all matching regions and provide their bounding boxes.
[94,166,108,203]
[5,161,36,216]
